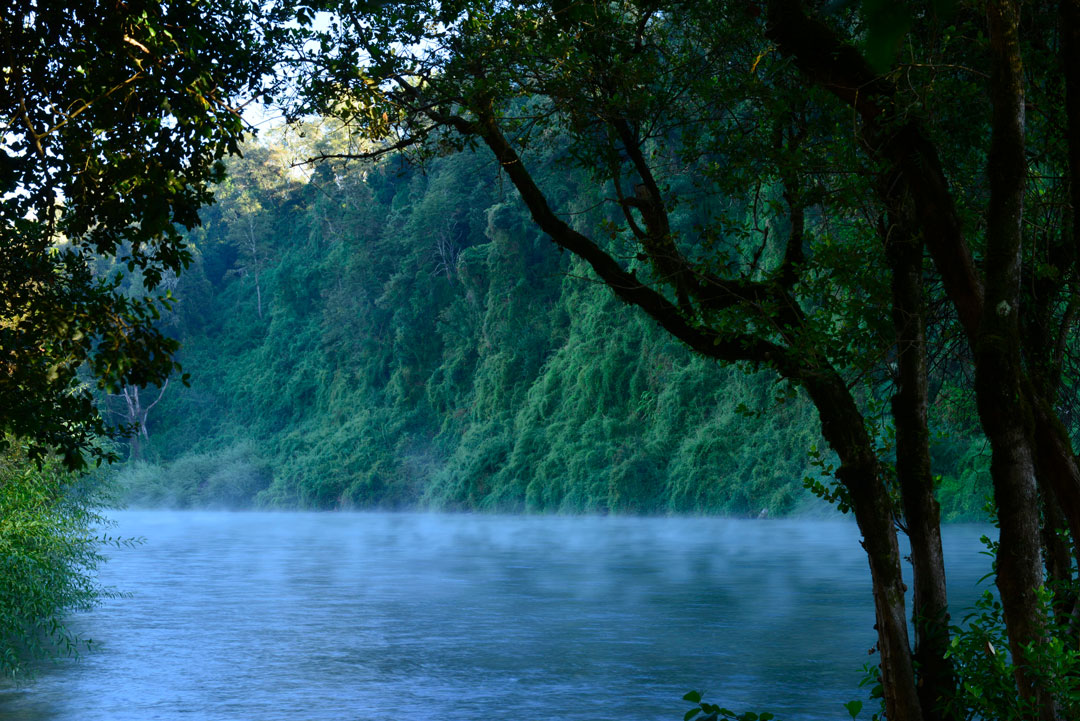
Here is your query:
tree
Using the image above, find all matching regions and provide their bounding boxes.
[1,0,281,467]
[288,1,1080,718]
[115,380,170,461]
[217,144,297,321]
[1,0,286,679]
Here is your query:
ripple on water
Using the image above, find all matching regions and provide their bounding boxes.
[0,511,993,721]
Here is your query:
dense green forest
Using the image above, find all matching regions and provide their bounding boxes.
[109,131,988,518]
[11,0,1080,714]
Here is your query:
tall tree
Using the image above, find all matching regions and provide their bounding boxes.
[1,0,280,466]
[288,0,1080,717]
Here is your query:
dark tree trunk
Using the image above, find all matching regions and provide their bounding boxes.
[763,2,1065,714]
[1030,393,1080,581]
[884,206,956,719]
[1017,0,1080,593]
[799,372,924,721]
[980,2,1056,717]
[1040,482,1075,620]
[1042,0,1080,584]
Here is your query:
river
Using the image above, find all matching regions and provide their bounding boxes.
[0,511,993,721]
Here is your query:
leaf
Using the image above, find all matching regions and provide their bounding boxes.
[683,691,702,703]
[844,700,863,719]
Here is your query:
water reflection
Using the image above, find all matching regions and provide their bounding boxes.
[1,512,993,721]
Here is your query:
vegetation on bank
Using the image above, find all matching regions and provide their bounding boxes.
[7,0,1078,715]
[1,0,279,677]
[108,139,991,518]
[0,442,121,678]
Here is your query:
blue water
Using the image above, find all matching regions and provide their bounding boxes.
[0,512,993,720]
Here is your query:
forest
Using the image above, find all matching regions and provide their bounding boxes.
[109,131,989,518]
[5,0,1080,719]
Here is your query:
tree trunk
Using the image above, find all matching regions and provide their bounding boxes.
[248,227,264,320]
[980,2,1056,716]
[762,2,1062,714]
[1040,482,1075,619]
[121,385,145,461]
[119,380,169,463]
[885,208,955,719]
[1030,399,1080,576]
[799,371,924,721]
[255,269,263,320]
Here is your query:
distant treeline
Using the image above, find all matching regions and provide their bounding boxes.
[108,130,991,518]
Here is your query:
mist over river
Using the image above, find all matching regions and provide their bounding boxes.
[1,512,993,721]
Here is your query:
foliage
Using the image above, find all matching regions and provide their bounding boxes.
[114,137,841,513]
[681,691,774,721]
[0,0,281,467]
[117,128,993,516]
[0,440,124,677]
[941,587,1080,719]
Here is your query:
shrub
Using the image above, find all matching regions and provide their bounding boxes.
[0,441,123,677]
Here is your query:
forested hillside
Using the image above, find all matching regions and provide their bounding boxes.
[110,129,987,517]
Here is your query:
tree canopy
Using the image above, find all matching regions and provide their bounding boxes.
[282,0,1080,718]
[7,0,1080,715]
[0,0,279,466]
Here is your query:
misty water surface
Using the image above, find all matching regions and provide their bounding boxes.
[1,512,993,721]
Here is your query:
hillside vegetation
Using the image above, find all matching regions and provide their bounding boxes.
[111,132,988,518]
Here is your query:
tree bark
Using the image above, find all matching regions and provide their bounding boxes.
[1030,397,1080,573]
[1040,482,1075,619]
[979,2,1056,717]
[799,370,924,721]
[884,203,956,719]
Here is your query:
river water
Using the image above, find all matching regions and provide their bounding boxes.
[1,512,993,721]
